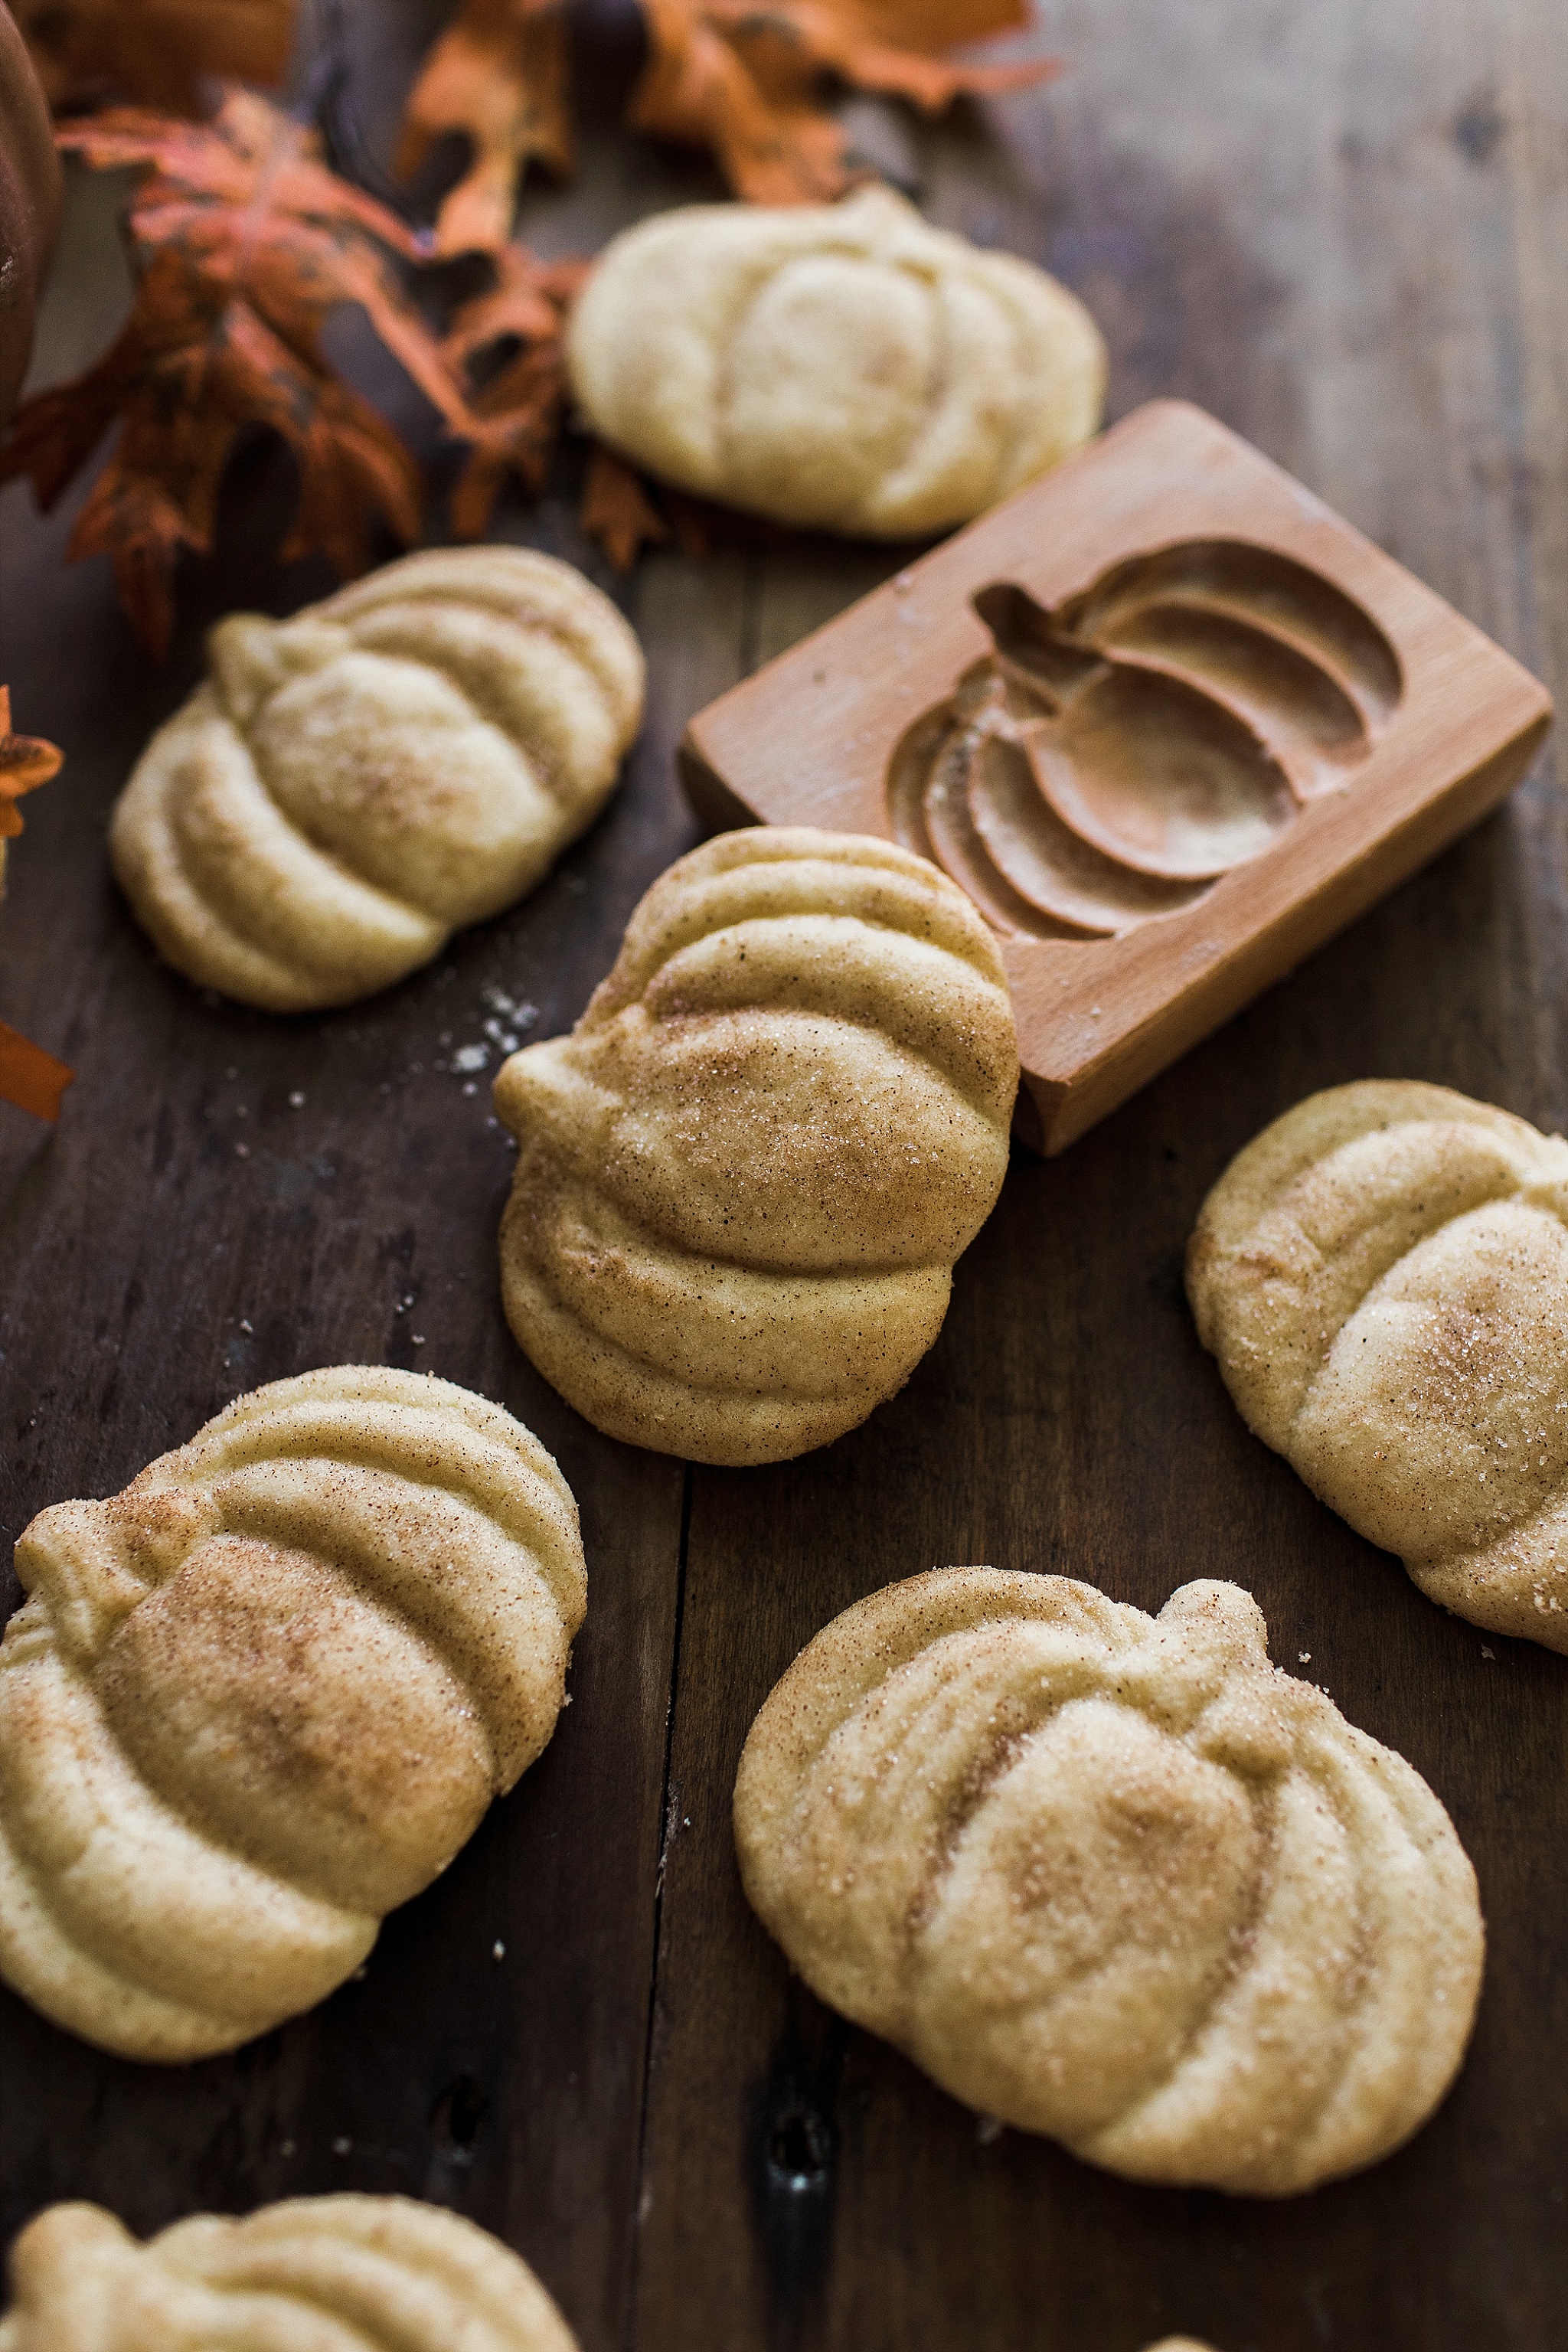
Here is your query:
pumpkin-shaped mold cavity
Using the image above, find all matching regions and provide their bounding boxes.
[0,2194,579,2352]
[735,1570,1483,2195]
[567,185,1107,539]
[888,541,1402,940]
[0,1367,586,2061]
[1189,1078,1568,1651]
[493,828,1020,1465]
[109,547,645,1012]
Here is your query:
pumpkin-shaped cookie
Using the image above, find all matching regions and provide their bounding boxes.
[0,1367,586,2062]
[1189,1080,1568,1651]
[494,828,1020,1464]
[0,2195,577,2352]
[736,1570,1483,2194]
[567,186,1107,539]
[109,548,645,1011]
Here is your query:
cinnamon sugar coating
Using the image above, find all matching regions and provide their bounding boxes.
[0,2195,578,2352]
[567,187,1106,537]
[0,1367,586,2061]
[1188,1079,1568,1651]
[735,1569,1482,2195]
[110,548,644,1011]
[493,828,1019,1464]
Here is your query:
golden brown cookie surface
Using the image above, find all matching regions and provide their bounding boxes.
[0,1367,586,2061]
[109,548,644,1011]
[493,828,1019,1463]
[567,187,1106,537]
[1187,1079,1568,1651]
[0,2194,578,2351]
[735,1568,1483,2195]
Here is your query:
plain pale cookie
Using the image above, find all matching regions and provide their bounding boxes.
[567,186,1106,538]
[110,547,644,1011]
[0,2195,578,2352]
[1187,1078,1568,1651]
[735,1568,1483,2195]
[493,828,1019,1464]
[0,1367,586,2061]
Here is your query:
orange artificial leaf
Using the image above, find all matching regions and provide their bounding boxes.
[0,90,475,659]
[0,1023,74,1122]
[13,0,296,117]
[444,243,589,536]
[0,690,72,1122]
[580,442,669,570]
[0,688,64,843]
[629,0,1062,204]
[397,0,573,256]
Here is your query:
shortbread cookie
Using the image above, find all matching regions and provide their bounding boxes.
[1187,1080,1568,1652]
[109,548,644,1011]
[0,2194,577,2352]
[735,1570,1483,2195]
[0,1367,586,2061]
[494,828,1019,1463]
[567,186,1107,538]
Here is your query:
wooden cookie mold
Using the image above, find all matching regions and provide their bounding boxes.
[681,400,1552,1153]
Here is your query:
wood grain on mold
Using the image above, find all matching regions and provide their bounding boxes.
[2,3,1566,2352]
[683,402,1553,1154]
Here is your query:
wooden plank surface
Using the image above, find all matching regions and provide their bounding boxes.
[2,3,1566,2349]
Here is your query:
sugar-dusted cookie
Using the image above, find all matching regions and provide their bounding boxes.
[109,548,645,1011]
[567,186,1106,539]
[0,2194,577,2352]
[1188,1079,1568,1652]
[494,828,1019,1464]
[0,1367,586,2062]
[736,1570,1483,2195]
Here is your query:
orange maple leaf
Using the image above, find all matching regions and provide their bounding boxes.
[580,442,670,572]
[398,0,574,257]
[443,243,589,537]
[0,688,64,843]
[0,688,72,1122]
[0,90,474,658]
[629,0,1062,204]
[400,0,1059,250]
[12,0,296,117]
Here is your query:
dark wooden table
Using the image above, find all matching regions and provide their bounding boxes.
[2,5,1565,2347]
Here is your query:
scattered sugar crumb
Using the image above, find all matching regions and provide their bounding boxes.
[492,1940,506,1962]
[1298,1651,1311,1664]
[332,2137,351,2157]
[288,1090,305,1108]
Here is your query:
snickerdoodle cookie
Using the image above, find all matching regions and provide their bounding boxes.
[110,548,643,1010]
[494,828,1019,1463]
[1188,1079,1568,1650]
[0,2194,578,2352]
[567,186,1106,538]
[735,1568,1482,2195]
[0,1367,586,2060]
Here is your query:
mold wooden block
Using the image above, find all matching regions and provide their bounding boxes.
[680,400,1553,1153]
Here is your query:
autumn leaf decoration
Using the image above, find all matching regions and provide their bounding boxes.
[442,243,589,539]
[0,90,472,659]
[398,0,574,260]
[0,691,73,1123]
[405,0,1062,254]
